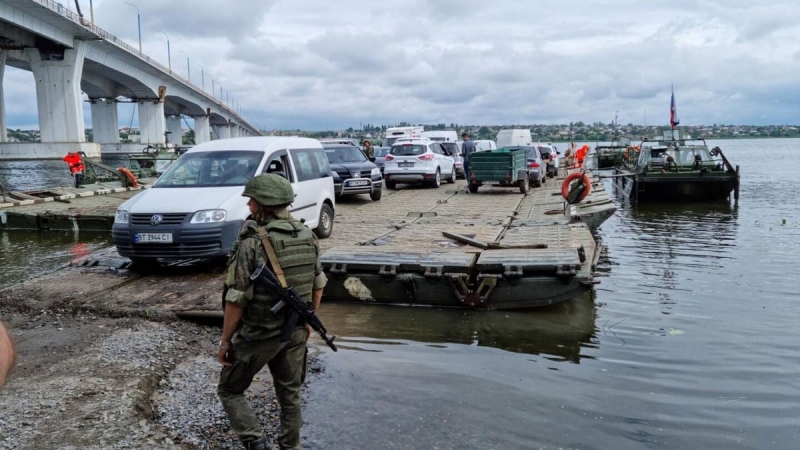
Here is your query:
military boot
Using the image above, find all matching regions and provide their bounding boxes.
[242,436,269,450]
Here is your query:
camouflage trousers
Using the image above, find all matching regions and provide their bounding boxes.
[218,327,307,449]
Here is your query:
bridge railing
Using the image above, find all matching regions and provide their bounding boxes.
[29,0,257,132]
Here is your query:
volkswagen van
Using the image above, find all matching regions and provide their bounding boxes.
[112,137,335,263]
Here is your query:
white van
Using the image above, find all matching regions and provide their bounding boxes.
[496,129,533,148]
[382,126,424,147]
[112,137,336,263]
[422,130,458,143]
[474,140,498,152]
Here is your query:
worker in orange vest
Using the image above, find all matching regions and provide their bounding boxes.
[63,152,86,188]
[575,145,588,168]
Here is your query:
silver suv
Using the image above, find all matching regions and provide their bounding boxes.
[383,138,457,189]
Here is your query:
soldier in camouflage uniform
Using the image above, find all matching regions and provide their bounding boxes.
[217,174,327,450]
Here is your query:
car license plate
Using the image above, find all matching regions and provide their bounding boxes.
[135,233,173,243]
[398,162,415,168]
[345,179,370,187]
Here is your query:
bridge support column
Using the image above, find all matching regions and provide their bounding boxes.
[0,50,6,142]
[194,116,210,144]
[90,99,119,144]
[166,115,182,146]
[28,40,87,143]
[138,100,165,145]
[216,125,231,139]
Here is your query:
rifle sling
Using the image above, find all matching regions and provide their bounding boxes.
[257,226,288,289]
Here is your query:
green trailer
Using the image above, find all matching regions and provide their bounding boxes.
[467,148,530,194]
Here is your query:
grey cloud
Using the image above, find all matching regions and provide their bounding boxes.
[90,0,276,41]
[306,30,401,72]
[3,68,38,128]
[419,0,488,20]
[4,0,800,130]
[410,81,486,105]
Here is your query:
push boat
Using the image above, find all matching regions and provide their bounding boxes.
[594,136,635,169]
[612,129,740,202]
[76,145,187,187]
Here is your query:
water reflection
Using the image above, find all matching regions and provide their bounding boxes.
[623,202,739,269]
[320,291,598,363]
[0,230,112,288]
[598,183,741,322]
[0,156,131,192]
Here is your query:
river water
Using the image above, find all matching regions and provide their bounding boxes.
[2,139,800,448]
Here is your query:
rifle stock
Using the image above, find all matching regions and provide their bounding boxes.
[250,263,338,352]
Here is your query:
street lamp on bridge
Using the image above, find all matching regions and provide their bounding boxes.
[194,62,205,92]
[124,2,142,54]
[157,31,171,73]
[178,50,190,83]
[89,0,95,26]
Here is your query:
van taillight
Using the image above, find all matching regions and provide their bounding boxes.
[385,154,394,161]
[529,162,540,168]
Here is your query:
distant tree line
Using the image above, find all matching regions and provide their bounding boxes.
[6,123,800,144]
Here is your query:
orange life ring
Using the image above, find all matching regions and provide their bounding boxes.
[561,172,592,204]
[625,146,640,162]
[118,167,139,188]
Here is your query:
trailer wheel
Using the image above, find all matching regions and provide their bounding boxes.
[518,177,530,194]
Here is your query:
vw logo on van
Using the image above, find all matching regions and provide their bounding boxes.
[150,214,163,226]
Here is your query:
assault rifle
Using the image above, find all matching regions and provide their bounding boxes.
[249,263,337,352]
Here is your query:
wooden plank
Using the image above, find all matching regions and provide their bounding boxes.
[441,231,489,249]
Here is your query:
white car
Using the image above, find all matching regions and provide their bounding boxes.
[112,137,336,263]
[383,138,457,189]
[537,144,560,177]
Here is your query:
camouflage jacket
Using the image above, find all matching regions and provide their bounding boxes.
[224,208,327,340]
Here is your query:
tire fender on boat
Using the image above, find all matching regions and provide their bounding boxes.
[118,167,139,188]
[561,172,592,204]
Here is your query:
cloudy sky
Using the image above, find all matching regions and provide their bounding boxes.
[4,0,800,130]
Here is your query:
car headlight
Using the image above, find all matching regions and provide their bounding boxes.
[332,171,341,180]
[115,210,129,224]
[190,209,227,224]
[370,168,381,177]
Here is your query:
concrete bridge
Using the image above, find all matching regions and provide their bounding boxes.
[0,0,262,159]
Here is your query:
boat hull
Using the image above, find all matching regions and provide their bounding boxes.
[320,272,592,310]
[613,169,738,201]
[596,152,624,169]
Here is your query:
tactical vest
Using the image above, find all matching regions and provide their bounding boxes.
[241,218,317,330]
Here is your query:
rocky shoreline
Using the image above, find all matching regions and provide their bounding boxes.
[0,297,323,449]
